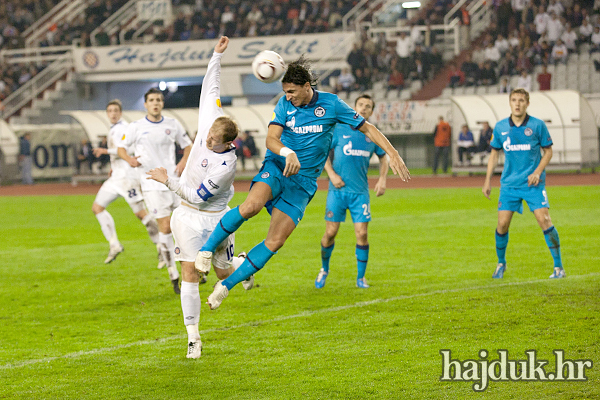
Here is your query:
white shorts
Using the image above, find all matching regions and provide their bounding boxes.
[94,177,145,213]
[170,205,234,269]
[144,190,181,219]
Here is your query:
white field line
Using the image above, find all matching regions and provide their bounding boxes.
[2,273,598,370]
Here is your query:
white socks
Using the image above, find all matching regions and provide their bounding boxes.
[96,210,119,247]
[159,232,179,280]
[181,281,200,342]
[141,214,159,245]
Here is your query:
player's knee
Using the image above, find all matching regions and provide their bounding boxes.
[239,201,262,219]
[92,203,104,214]
[264,238,285,252]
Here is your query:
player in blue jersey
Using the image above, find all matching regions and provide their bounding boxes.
[196,56,411,309]
[315,94,388,289]
[482,88,565,279]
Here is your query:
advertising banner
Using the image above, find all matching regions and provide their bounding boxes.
[137,0,172,21]
[73,32,354,73]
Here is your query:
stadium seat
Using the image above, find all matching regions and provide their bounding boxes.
[386,90,399,100]
[441,87,452,98]
[400,89,411,100]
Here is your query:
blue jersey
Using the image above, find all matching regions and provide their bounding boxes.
[329,124,386,193]
[491,114,553,189]
[268,90,366,178]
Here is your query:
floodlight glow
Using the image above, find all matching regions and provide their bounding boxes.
[159,81,167,91]
[167,82,178,93]
[402,1,421,8]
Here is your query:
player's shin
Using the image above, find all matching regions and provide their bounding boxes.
[96,210,119,246]
[495,230,509,265]
[200,206,247,253]
[181,281,201,341]
[321,243,335,272]
[356,244,369,279]
[222,241,275,290]
[160,232,179,280]
[543,226,563,269]
[141,214,159,244]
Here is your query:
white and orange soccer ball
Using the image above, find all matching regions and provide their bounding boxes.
[251,50,286,83]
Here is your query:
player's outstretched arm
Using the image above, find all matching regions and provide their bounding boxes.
[147,167,207,204]
[482,149,499,199]
[117,147,141,167]
[266,123,300,177]
[528,146,552,187]
[374,154,389,197]
[359,121,410,181]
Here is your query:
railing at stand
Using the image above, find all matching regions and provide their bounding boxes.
[91,0,139,46]
[0,46,73,64]
[25,0,94,47]
[1,55,73,120]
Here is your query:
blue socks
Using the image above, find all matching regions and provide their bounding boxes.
[222,241,275,290]
[495,230,508,265]
[356,244,369,280]
[321,243,334,272]
[543,226,562,269]
[201,206,247,252]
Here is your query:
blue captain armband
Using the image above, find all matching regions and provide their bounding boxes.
[197,183,214,201]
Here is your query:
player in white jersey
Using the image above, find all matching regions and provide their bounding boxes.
[91,99,161,264]
[147,36,252,359]
[118,89,193,294]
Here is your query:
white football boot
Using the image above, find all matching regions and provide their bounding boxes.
[186,340,202,359]
[104,245,124,264]
[207,281,229,310]
[156,244,166,269]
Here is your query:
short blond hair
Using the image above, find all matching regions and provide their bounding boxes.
[510,88,530,103]
[106,99,123,111]
[212,116,239,142]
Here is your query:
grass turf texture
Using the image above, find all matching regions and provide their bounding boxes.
[1,185,598,399]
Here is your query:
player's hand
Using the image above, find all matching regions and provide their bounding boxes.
[482,182,491,199]
[215,36,229,53]
[146,167,169,184]
[175,160,187,176]
[388,152,410,182]
[92,148,108,157]
[527,172,540,187]
[330,173,345,189]
[283,152,300,177]
[374,180,386,197]
[127,155,141,168]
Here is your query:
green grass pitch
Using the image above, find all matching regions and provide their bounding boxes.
[1,185,599,399]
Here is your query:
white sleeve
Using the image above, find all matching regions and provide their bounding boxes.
[197,52,225,144]
[165,178,205,204]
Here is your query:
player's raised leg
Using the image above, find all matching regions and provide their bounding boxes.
[533,207,565,278]
[92,202,124,264]
[207,208,293,309]
[196,182,272,274]
[316,221,339,288]
[493,211,513,278]
[354,222,370,288]
[180,261,202,358]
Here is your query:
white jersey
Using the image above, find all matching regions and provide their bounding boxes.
[107,120,136,180]
[178,52,237,211]
[121,115,192,191]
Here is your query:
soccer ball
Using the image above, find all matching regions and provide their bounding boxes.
[251,51,286,83]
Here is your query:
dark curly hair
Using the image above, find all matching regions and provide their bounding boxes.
[281,55,318,86]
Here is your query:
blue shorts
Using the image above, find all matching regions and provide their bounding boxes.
[251,160,317,226]
[498,186,550,214]
[325,191,371,223]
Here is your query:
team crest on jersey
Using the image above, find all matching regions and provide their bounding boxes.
[165,129,171,135]
[314,106,326,117]
[326,210,333,218]
[175,247,180,254]
[365,137,372,143]
[524,127,533,136]
[201,159,208,167]
[153,208,158,214]
[261,172,270,179]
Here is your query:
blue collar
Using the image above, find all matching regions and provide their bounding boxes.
[509,114,529,127]
[145,116,164,124]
